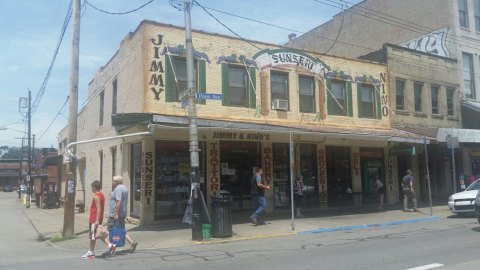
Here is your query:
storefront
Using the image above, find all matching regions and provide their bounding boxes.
[359,148,385,204]
[326,146,352,206]
[272,143,290,208]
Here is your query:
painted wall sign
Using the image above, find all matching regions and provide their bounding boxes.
[150,35,165,101]
[253,48,330,76]
[399,28,450,58]
[263,147,273,183]
[386,157,394,191]
[380,73,389,117]
[216,54,257,68]
[318,148,327,202]
[212,132,270,141]
[142,151,153,205]
[437,128,480,143]
[209,142,220,192]
[161,44,211,63]
[353,152,360,176]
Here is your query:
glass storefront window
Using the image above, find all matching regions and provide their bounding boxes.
[300,144,318,208]
[326,146,352,205]
[273,143,290,207]
[130,142,142,202]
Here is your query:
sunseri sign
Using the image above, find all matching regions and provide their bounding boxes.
[253,48,330,76]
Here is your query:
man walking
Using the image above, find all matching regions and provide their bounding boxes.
[109,176,138,254]
[250,167,270,225]
[402,169,417,212]
[82,180,115,259]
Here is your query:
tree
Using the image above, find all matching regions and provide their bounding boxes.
[0,145,42,160]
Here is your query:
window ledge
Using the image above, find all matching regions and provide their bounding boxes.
[432,114,444,119]
[414,112,427,118]
[395,110,409,116]
[447,116,459,121]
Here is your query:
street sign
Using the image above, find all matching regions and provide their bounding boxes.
[178,88,195,102]
[197,93,222,100]
[446,136,459,149]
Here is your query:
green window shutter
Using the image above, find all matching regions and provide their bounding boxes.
[347,81,353,117]
[326,79,333,115]
[221,63,229,106]
[248,67,256,109]
[198,60,206,105]
[375,85,382,119]
[165,56,174,102]
[357,84,362,118]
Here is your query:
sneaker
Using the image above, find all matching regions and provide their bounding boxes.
[108,244,116,256]
[81,251,95,259]
[250,216,258,225]
[130,241,138,253]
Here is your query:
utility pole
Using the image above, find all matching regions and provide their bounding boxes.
[26,90,32,208]
[63,0,80,237]
[18,137,25,199]
[184,0,203,241]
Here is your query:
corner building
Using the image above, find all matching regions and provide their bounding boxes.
[60,20,429,224]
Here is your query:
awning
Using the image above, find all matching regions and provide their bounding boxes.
[151,114,432,144]
[462,100,480,130]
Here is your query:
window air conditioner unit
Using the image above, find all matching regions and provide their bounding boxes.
[272,99,289,110]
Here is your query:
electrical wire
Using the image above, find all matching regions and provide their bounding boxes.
[31,0,72,115]
[85,0,155,15]
[324,0,346,54]
[35,96,69,144]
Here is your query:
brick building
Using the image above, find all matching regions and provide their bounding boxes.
[59,20,429,224]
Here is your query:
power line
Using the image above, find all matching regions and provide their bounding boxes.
[31,0,73,115]
[35,96,69,144]
[85,0,155,15]
[193,0,263,51]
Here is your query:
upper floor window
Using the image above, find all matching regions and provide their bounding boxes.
[299,75,315,113]
[447,87,455,117]
[395,79,406,111]
[459,0,469,28]
[112,79,117,114]
[414,82,423,113]
[220,64,257,108]
[99,90,104,126]
[328,80,349,116]
[431,85,440,115]
[271,71,289,109]
[165,56,205,103]
[359,84,376,118]
[463,53,475,99]
[475,0,480,31]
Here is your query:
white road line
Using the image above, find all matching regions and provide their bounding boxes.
[405,263,444,270]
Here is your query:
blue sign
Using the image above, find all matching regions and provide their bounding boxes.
[197,93,222,100]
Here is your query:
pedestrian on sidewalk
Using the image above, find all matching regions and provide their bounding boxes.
[402,169,417,212]
[293,175,305,217]
[374,174,384,210]
[82,180,116,259]
[109,176,138,253]
[250,167,270,225]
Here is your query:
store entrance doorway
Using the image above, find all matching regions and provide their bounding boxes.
[220,141,260,211]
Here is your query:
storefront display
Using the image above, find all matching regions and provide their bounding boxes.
[300,144,318,208]
[326,146,352,205]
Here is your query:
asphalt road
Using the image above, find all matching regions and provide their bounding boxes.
[2,191,480,270]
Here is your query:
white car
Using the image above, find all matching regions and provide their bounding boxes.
[448,180,480,214]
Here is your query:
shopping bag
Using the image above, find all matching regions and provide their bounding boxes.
[109,222,126,247]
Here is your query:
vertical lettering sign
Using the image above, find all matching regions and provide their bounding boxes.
[150,35,165,100]
[263,147,272,182]
[318,148,327,202]
[142,151,153,205]
[209,143,219,192]
[380,73,389,117]
[353,152,360,176]
[387,157,394,191]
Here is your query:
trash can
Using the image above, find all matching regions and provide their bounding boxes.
[211,191,233,238]
[202,224,211,239]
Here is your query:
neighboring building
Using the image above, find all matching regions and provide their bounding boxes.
[59,20,429,225]
[0,159,27,188]
[288,0,480,195]
[32,148,61,208]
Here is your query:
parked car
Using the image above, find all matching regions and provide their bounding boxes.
[3,185,13,192]
[448,179,480,214]
[18,184,27,194]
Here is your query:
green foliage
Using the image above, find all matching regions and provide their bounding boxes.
[0,145,42,159]
[50,235,75,243]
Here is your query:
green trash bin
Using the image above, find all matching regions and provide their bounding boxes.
[202,224,211,239]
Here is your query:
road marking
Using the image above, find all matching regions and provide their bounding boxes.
[299,216,441,234]
[405,263,444,270]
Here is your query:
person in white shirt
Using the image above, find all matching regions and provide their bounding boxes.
[374,175,385,209]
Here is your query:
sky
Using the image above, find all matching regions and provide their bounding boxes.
[0,0,361,149]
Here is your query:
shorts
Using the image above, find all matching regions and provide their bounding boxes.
[108,217,126,231]
[377,187,385,195]
[88,223,96,240]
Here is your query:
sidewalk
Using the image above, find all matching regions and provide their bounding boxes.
[20,198,452,252]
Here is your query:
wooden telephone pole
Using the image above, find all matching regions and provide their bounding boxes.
[63,0,80,237]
